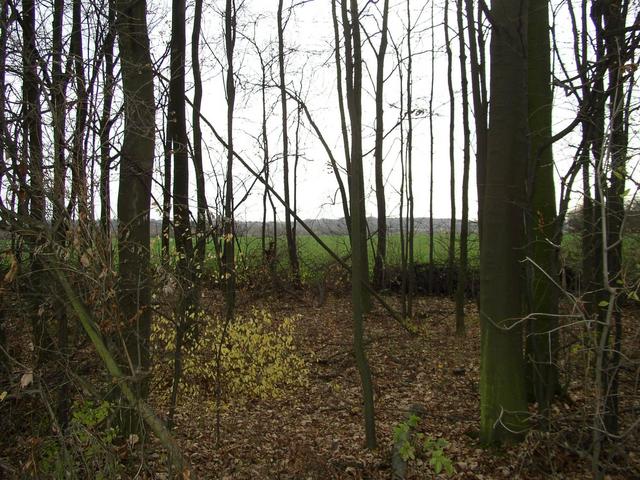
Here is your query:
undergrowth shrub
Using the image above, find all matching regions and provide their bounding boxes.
[37,399,121,479]
[152,309,309,406]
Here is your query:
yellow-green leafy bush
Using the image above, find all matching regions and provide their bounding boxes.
[152,309,309,405]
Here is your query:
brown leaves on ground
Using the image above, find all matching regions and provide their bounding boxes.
[151,291,639,479]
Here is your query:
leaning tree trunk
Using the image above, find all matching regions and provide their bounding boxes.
[479,0,529,446]
[115,0,156,437]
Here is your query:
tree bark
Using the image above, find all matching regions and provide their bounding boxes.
[372,0,389,291]
[278,0,300,283]
[100,0,116,241]
[331,0,352,234]
[479,0,529,446]
[345,0,376,449]
[222,0,236,323]
[465,0,488,244]
[115,0,155,436]
[444,0,456,295]
[526,0,559,415]
[192,0,207,268]
[342,0,370,312]
[455,0,471,337]
[167,0,195,428]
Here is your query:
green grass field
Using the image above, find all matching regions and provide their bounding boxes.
[149,232,480,282]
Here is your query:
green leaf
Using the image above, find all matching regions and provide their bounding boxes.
[598,300,609,307]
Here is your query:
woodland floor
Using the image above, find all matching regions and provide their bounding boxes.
[2,287,640,479]
[148,289,639,479]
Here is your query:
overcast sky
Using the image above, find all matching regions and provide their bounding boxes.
[117,0,636,223]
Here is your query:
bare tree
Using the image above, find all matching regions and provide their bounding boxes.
[343,0,376,448]
[455,0,471,336]
[444,0,456,294]
[372,0,389,290]
[278,0,300,283]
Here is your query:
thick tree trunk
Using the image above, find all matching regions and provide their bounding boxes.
[526,0,559,415]
[115,0,155,436]
[479,0,529,446]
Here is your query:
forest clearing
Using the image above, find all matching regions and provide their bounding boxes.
[1,0,640,478]
[3,278,640,479]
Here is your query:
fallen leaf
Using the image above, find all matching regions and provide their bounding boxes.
[20,372,33,389]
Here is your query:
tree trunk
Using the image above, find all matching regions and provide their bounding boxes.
[100,0,116,241]
[405,0,415,320]
[345,0,376,449]
[342,0,370,312]
[600,0,627,439]
[23,0,49,367]
[115,0,155,436]
[278,0,300,284]
[167,0,194,428]
[526,0,559,415]
[192,0,207,268]
[465,0,488,244]
[331,0,352,234]
[428,0,435,295]
[222,0,236,323]
[444,0,456,295]
[479,0,529,446]
[372,0,389,291]
[455,0,471,337]
[70,0,89,227]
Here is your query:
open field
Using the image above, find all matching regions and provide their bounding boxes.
[151,231,640,285]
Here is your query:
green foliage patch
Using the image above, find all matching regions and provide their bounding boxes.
[393,413,455,476]
[152,309,310,406]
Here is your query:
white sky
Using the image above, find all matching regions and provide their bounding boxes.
[109,0,638,223]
